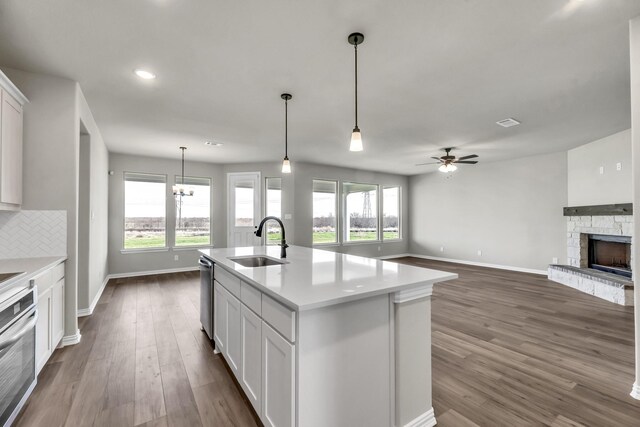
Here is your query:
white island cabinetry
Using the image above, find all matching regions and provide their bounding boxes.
[201,245,457,427]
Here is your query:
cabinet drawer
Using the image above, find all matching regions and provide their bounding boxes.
[51,262,65,283]
[262,294,296,343]
[241,281,261,316]
[214,265,241,298]
[33,270,52,295]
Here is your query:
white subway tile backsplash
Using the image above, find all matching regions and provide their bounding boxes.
[0,210,66,259]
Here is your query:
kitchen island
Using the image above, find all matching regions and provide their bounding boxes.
[200,245,457,427]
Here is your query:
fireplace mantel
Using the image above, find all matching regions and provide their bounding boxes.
[563,203,633,217]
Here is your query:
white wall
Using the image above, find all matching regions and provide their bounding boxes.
[568,129,632,206]
[3,68,80,338]
[629,14,640,400]
[108,153,225,275]
[77,87,109,312]
[107,156,410,275]
[409,152,568,272]
[291,161,409,258]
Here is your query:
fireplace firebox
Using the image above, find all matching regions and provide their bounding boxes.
[588,234,632,278]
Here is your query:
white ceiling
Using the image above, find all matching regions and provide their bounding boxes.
[1,0,639,175]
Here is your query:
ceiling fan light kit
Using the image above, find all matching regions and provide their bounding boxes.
[416,147,480,173]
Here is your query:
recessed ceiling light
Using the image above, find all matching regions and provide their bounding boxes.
[133,69,156,80]
[496,118,521,128]
[204,141,223,146]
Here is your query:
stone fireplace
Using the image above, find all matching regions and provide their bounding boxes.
[548,204,634,305]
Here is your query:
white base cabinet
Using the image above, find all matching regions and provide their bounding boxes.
[214,277,295,427]
[35,288,51,373]
[261,322,295,427]
[34,262,65,374]
[240,305,262,413]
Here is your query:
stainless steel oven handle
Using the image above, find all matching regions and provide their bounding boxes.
[0,310,37,351]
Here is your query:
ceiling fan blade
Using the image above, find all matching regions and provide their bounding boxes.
[455,160,478,164]
[415,162,441,166]
[457,154,478,161]
[430,157,443,162]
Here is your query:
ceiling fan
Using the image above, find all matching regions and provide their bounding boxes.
[416,147,479,172]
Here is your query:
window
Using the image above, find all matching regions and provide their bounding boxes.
[343,182,378,242]
[265,177,282,245]
[175,176,211,247]
[383,186,400,240]
[313,180,337,244]
[124,172,166,249]
[234,180,255,227]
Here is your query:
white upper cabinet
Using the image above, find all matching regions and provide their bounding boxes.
[0,71,28,210]
[0,70,27,210]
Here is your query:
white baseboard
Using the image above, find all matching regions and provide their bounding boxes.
[396,253,547,276]
[108,266,199,279]
[60,329,81,347]
[77,274,110,317]
[631,382,640,400]
[404,408,436,427]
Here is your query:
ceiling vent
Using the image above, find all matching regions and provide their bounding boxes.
[496,118,521,128]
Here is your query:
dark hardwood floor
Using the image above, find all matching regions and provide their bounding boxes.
[15,272,259,427]
[392,257,640,427]
[15,258,640,426]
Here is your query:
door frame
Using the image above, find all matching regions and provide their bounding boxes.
[227,171,262,247]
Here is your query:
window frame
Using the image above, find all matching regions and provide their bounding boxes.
[341,181,381,245]
[382,185,402,241]
[265,177,283,246]
[173,175,213,249]
[312,179,340,246]
[122,171,168,253]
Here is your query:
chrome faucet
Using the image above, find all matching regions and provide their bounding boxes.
[254,216,288,258]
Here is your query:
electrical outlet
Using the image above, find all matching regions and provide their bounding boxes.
[440,246,444,252]
[599,166,604,175]
[477,250,482,256]
[377,246,381,252]
[552,257,558,264]
[284,213,292,220]
[174,255,179,261]
[617,162,622,171]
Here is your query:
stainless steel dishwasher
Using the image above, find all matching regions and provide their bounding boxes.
[199,256,214,341]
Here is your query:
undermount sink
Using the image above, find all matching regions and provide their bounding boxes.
[228,255,287,268]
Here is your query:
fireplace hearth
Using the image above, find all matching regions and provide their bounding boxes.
[588,234,632,278]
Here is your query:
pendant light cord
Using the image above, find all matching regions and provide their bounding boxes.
[354,42,358,128]
[285,98,288,158]
[181,147,185,185]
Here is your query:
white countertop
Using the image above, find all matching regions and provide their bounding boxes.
[0,256,67,292]
[200,246,457,311]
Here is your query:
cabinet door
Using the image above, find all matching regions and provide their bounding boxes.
[225,289,242,376]
[51,278,65,348]
[0,89,23,205]
[261,322,295,427]
[240,305,262,412]
[35,289,52,374]
[214,282,227,354]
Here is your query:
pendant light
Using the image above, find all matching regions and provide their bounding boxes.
[348,32,364,152]
[172,147,194,197]
[281,93,292,173]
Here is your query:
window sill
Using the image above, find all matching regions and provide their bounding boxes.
[121,248,169,254]
[341,240,382,246]
[312,242,341,247]
[172,245,214,251]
